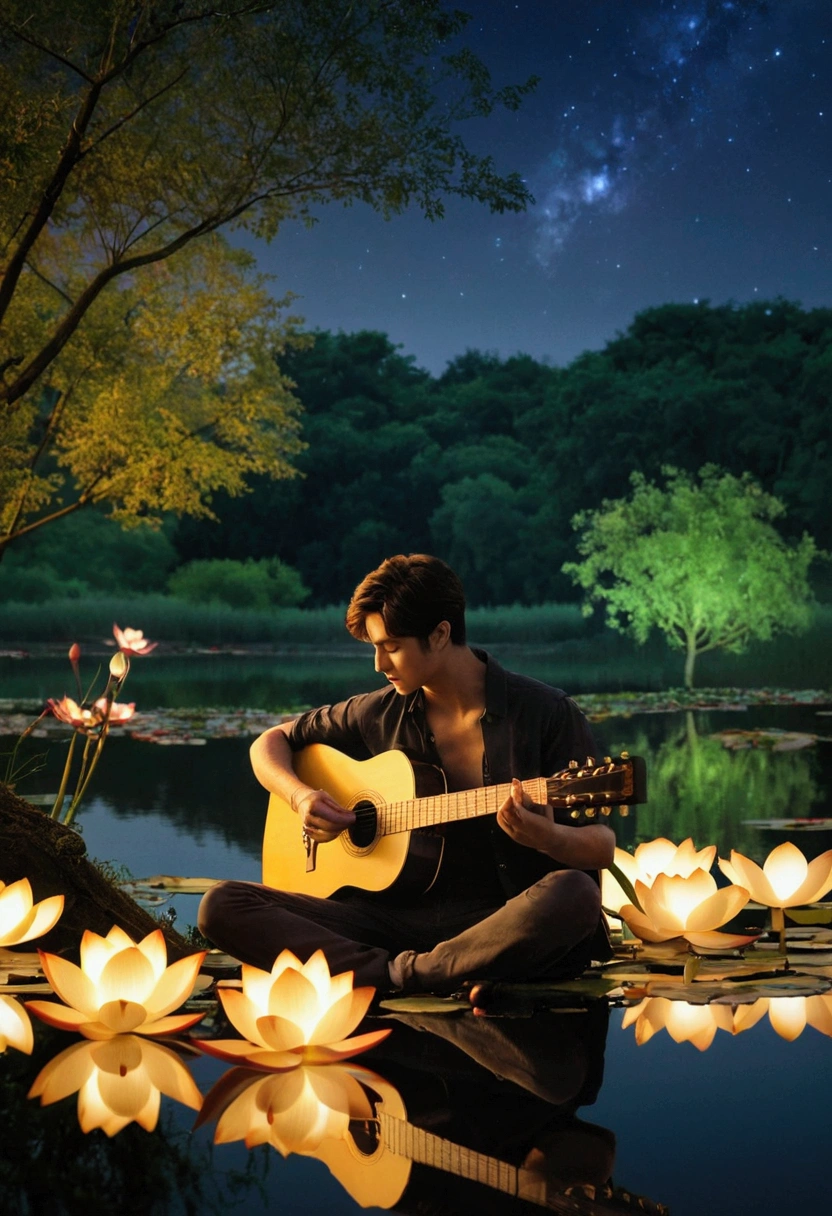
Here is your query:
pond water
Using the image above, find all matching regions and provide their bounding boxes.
[2,651,832,1215]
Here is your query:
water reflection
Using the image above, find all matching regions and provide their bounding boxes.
[608,711,826,857]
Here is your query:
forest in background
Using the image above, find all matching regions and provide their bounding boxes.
[4,297,830,609]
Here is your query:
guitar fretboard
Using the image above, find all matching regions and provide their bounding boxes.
[377,777,549,836]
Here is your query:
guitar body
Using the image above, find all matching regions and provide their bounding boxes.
[262,744,447,898]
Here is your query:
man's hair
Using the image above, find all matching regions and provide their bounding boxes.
[346,554,467,646]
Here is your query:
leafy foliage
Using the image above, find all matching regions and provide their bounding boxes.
[563,466,822,687]
[0,0,534,551]
[168,556,310,609]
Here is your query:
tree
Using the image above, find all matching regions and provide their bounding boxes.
[0,0,534,552]
[562,466,822,688]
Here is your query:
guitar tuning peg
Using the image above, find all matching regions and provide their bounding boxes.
[603,755,612,764]
[568,759,579,769]
[618,806,630,817]
[585,808,597,818]
[601,807,611,816]
[570,809,581,820]
[620,750,630,759]
[586,755,595,766]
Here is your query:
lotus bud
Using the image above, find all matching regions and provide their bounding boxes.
[109,651,128,680]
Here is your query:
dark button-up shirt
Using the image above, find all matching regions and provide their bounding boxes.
[285,649,601,903]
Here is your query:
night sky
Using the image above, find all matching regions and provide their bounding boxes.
[250,0,831,375]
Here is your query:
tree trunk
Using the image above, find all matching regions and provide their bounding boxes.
[0,783,190,961]
[684,634,697,689]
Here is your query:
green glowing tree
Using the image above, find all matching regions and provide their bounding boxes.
[563,466,821,688]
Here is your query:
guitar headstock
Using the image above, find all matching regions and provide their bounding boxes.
[545,753,647,825]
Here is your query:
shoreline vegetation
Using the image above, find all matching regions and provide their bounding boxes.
[0,593,827,700]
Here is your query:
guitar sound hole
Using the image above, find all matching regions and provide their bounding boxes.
[349,800,378,848]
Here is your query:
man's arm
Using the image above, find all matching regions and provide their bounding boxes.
[250,723,355,843]
[496,779,615,869]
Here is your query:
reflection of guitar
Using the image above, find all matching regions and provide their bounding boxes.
[262,744,646,898]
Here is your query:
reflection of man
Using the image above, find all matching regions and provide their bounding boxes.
[199,554,614,1004]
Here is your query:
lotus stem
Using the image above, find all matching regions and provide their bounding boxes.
[50,731,78,819]
[771,906,786,955]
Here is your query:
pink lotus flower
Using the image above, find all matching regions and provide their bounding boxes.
[113,624,157,656]
[93,697,136,725]
[0,878,64,947]
[194,949,390,1071]
[47,696,102,732]
[29,1034,202,1135]
[27,926,205,1040]
[0,995,34,1055]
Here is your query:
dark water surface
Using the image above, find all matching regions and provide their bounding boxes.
[2,652,832,1215]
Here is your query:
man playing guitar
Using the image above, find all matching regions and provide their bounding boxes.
[198,554,616,1010]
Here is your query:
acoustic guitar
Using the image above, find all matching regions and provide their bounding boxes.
[262,744,646,898]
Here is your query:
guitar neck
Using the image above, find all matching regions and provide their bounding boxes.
[378,777,547,836]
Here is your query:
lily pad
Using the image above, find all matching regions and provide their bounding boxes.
[378,996,469,1014]
[644,974,832,1005]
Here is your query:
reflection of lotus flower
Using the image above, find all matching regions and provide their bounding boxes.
[26,926,205,1039]
[113,624,157,655]
[622,997,734,1051]
[603,838,716,914]
[733,995,832,1042]
[719,843,832,910]
[0,877,64,947]
[208,1064,374,1153]
[0,995,34,1054]
[93,697,136,724]
[28,1034,202,1135]
[619,870,754,949]
[195,949,390,1070]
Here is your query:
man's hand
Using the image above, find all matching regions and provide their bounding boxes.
[496,778,555,853]
[293,787,356,843]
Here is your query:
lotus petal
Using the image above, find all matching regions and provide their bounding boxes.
[683,929,759,950]
[307,986,375,1046]
[806,995,832,1037]
[140,1041,203,1110]
[0,995,33,1054]
[617,904,674,943]
[732,1000,769,1034]
[26,1000,92,1032]
[255,1013,305,1053]
[684,884,749,932]
[194,1038,302,1070]
[38,953,98,1017]
[219,988,270,1048]
[794,849,832,905]
[146,951,205,1018]
[136,929,170,982]
[768,997,807,1041]
[28,1041,97,1102]
[129,1011,204,1037]
[301,1027,391,1063]
[99,948,156,1005]
[98,999,148,1033]
[763,843,809,902]
[267,968,319,1032]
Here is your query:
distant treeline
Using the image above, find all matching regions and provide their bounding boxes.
[7,299,831,607]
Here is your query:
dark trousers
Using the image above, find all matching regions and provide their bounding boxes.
[198,868,602,992]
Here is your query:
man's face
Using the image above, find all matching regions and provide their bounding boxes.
[364,612,440,695]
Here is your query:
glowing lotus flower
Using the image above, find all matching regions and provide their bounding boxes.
[732,995,832,1042]
[205,1064,374,1153]
[93,696,136,724]
[47,695,102,732]
[622,997,734,1052]
[26,926,205,1039]
[28,1034,202,1135]
[195,949,390,1070]
[603,837,716,914]
[113,624,157,655]
[618,870,754,949]
[0,995,34,1054]
[0,878,64,947]
[719,843,832,910]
